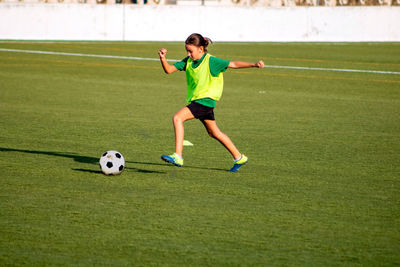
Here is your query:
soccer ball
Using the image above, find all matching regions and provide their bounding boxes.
[99,150,125,175]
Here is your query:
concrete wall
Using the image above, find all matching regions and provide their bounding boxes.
[0,3,399,41]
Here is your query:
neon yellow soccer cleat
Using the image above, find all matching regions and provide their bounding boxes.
[229,154,248,172]
[161,153,183,167]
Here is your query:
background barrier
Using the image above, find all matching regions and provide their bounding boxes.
[0,4,399,41]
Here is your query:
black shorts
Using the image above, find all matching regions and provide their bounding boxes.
[187,101,215,121]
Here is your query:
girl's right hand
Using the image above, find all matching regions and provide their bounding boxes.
[158,48,167,58]
[256,60,264,68]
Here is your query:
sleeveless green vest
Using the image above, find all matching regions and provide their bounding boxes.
[186,54,224,104]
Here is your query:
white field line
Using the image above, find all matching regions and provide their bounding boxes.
[0,48,178,62]
[263,65,400,75]
[1,48,399,75]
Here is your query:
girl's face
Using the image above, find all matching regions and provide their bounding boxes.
[185,44,204,61]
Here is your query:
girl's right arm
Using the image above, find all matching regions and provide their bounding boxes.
[158,48,178,74]
[228,60,264,69]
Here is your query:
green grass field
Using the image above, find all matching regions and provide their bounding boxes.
[1,41,399,266]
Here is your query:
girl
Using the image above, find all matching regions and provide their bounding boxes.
[158,33,264,172]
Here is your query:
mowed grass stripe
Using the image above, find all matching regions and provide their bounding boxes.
[2,54,399,85]
[1,48,400,75]
[2,53,399,85]
[2,41,400,69]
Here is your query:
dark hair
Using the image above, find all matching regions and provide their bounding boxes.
[185,33,213,52]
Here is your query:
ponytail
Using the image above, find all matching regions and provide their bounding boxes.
[185,33,213,52]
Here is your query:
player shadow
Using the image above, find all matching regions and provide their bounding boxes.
[0,147,98,163]
[0,147,165,174]
[127,160,228,172]
[72,168,103,174]
[71,167,165,174]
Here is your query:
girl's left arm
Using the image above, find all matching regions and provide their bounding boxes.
[228,60,264,69]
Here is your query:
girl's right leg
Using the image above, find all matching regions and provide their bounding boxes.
[161,107,194,167]
[172,107,195,157]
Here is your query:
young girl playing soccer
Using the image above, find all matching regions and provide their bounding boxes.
[158,33,264,172]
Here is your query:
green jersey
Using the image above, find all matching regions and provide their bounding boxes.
[174,53,230,107]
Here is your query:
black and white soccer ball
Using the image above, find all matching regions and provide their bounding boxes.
[99,150,125,175]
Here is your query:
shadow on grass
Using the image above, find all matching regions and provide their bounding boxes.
[72,168,103,174]
[72,167,165,174]
[0,147,227,173]
[0,147,98,164]
[0,147,165,174]
[127,160,228,172]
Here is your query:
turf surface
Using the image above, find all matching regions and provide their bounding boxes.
[0,41,399,266]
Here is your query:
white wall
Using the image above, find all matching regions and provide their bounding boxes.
[0,3,399,41]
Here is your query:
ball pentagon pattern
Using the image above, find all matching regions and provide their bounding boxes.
[99,151,125,175]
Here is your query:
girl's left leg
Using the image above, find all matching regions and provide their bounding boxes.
[201,119,241,160]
